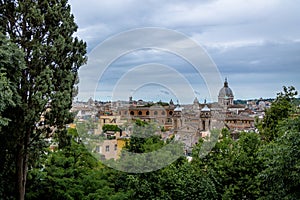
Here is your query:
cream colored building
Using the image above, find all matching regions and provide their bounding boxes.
[95,139,118,160]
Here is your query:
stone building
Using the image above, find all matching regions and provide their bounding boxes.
[118,100,175,131]
[172,78,255,153]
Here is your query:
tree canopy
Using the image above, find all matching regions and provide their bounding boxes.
[0,0,87,199]
[259,86,298,141]
[0,32,25,199]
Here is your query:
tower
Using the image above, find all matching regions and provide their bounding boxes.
[200,103,211,131]
[169,99,175,108]
[192,97,199,110]
[172,104,183,133]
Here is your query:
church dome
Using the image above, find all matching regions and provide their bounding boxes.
[218,78,233,98]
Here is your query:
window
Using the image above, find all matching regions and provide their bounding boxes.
[169,111,173,115]
[105,145,109,152]
[146,111,149,115]
[130,111,134,115]
[154,111,158,115]
[95,146,100,153]
[161,111,165,115]
[138,111,142,115]
[114,144,117,151]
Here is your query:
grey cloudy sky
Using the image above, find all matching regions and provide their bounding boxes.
[69,0,300,103]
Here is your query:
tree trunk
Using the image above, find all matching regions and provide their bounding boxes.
[17,132,29,200]
[17,145,25,200]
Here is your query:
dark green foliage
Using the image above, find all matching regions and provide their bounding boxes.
[257,116,300,199]
[116,121,217,199]
[252,86,300,199]
[125,134,163,153]
[0,33,23,126]
[259,86,298,141]
[192,129,262,199]
[234,99,248,105]
[134,118,148,127]
[102,124,121,133]
[103,119,183,173]
[0,32,25,199]
[128,162,217,200]
[0,0,87,198]
[26,128,131,200]
[156,101,170,106]
[188,86,299,199]
[124,120,159,153]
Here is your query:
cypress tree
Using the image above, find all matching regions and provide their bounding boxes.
[0,0,87,199]
[0,32,25,199]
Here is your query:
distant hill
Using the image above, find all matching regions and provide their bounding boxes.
[234,98,300,105]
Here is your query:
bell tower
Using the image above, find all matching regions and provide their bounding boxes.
[200,102,211,131]
[173,104,183,134]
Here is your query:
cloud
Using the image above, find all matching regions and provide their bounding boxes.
[70,0,300,101]
[160,90,170,95]
[208,40,300,99]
